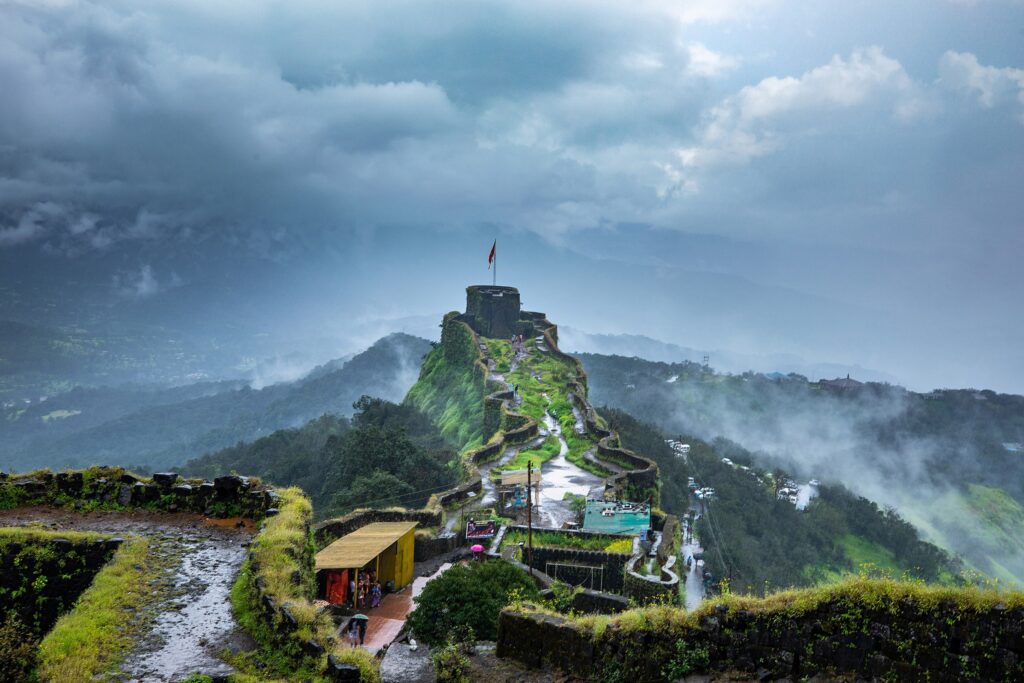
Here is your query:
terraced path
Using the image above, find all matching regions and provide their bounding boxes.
[0,507,255,681]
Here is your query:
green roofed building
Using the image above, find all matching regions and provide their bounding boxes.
[583,499,651,536]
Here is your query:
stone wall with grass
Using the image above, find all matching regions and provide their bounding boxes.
[530,547,631,593]
[427,319,540,509]
[0,529,121,656]
[0,467,280,519]
[232,486,380,683]
[36,534,156,683]
[497,577,1024,682]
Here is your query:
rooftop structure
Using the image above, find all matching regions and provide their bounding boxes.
[583,499,651,536]
[461,285,548,339]
[315,521,417,603]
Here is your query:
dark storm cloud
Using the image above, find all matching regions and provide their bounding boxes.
[1,0,1022,391]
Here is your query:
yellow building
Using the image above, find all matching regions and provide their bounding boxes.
[315,521,417,604]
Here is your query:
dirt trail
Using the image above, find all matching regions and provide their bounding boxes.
[0,507,255,681]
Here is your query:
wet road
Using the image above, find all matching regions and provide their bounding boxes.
[0,508,254,680]
[537,412,604,529]
[681,505,706,612]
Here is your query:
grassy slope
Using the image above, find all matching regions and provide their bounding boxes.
[504,340,609,476]
[404,331,485,454]
[896,484,1024,585]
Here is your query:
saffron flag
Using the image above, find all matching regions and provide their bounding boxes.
[488,240,496,268]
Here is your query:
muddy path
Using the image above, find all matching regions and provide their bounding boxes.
[0,507,255,681]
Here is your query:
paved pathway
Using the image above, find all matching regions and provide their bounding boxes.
[358,562,454,654]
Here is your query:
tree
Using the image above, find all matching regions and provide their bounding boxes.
[407,560,540,645]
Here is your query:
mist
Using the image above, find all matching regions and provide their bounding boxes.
[579,354,1024,584]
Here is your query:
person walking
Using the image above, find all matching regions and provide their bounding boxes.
[371,581,382,608]
[347,620,359,648]
[357,616,368,645]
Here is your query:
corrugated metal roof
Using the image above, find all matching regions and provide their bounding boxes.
[314,521,418,570]
[498,469,542,486]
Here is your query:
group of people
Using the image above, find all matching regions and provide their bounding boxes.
[349,571,383,610]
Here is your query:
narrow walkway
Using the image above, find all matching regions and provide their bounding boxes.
[537,412,603,528]
[681,500,706,612]
[359,562,454,654]
[0,508,255,681]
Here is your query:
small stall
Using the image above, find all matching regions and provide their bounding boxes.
[495,469,541,517]
[315,521,418,605]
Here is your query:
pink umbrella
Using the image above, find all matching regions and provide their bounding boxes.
[470,544,484,553]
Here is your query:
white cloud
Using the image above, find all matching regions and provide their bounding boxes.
[685,42,740,77]
[112,263,170,299]
[677,47,931,169]
[939,50,1024,120]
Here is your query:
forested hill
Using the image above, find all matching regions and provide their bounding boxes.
[182,396,459,520]
[602,407,958,591]
[1,333,432,473]
[579,352,1024,585]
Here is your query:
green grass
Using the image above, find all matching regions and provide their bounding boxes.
[564,434,613,477]
[484,339,513,373]
[498,435,561,472]
[37,536,159,682]
[405,327,486,454]
[838,534,902,573]
[502,529,632,554]
[0,527,102,545]
[520,575,1024,640]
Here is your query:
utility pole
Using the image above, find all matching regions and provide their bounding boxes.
[527,460,534,576]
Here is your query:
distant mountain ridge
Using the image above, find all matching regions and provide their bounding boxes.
[559,326,902,384]
[0,333,432,472]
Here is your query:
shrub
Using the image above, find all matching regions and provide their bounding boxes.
[407,560,539,644]
[0,614,38,682]
[662,639,711,679]
[432,641,470,683]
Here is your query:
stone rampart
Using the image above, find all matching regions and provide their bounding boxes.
[429,320,539,509]
[497,584,1024,682]
[529,547,630,593]
[0,531,121,636]
[0,467,280,519]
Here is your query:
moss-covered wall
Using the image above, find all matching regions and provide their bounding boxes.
[0,467,279,519]
[0,530,119,638]
[464,285,522,338]
[498,579,1024,682]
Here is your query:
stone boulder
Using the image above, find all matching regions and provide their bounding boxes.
[152,472,179,487]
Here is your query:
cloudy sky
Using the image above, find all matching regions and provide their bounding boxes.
[1,0,1023,392]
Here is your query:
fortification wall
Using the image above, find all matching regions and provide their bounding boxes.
[0,531,121,636]
[497,585,1024,682]
[0,467,280,519]
[429,319,540,509]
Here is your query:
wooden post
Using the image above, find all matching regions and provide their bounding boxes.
[527,461,534,576]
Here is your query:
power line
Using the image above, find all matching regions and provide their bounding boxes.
[333,479,462,511]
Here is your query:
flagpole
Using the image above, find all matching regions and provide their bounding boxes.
[493,240,497,286]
